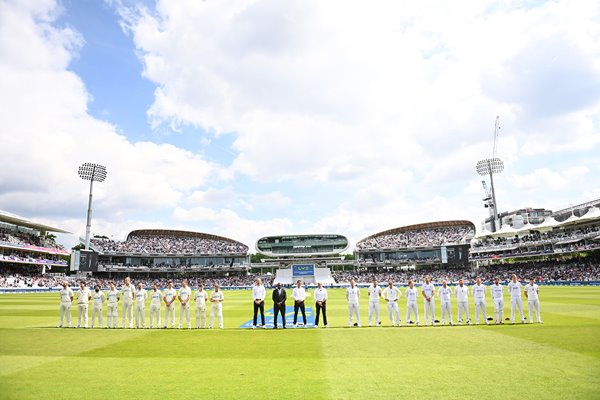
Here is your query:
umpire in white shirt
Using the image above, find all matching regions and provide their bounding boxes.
[314,282,328,328]
[252,278,266,329]
[292,280,307,327]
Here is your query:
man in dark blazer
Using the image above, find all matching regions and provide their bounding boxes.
[272,282,287,329]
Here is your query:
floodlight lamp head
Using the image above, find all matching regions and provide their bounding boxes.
[475,157,504,176]
[78,163,107,182]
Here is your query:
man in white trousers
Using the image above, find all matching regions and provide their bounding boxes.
[524,278,543,324]
[134,282,147,329]
[163,280,177,328]
[383,280,402,326]
[195,284,208,329]
[346,279,361,327]
[367,279,382,326]
[76,281,91,328]
[490,277,505,324]
[405,280,420,326]
[178,279,192,329]
[421,275,436,326]
[507,274,526,324]
[209,284,224,329]
[106,282,119,328]
[90,284,106,328]
[58,281,73,328]
[149,283,163,329]
[454,278,470,325]
[472,277,488,325]
[121,277,134,328]
[437,280,453,325]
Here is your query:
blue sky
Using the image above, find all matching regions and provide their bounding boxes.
[0,0,599,250]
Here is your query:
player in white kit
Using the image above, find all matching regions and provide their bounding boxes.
[58,281,73,328]
[106,282,119,328]
[149,283,163,329]
[178,279,192,329]
[405,280,420,326]
[367,280,382,326]
[507,274,526,324]
[209,284,224,329]
[383,280,402,326]
[490,277,505,324]
[472,277,488,325]
[524,278,543,324]
[76,281,91,328]
[437,280,453,325]
[121,277,135,328]
[421,275,436,326]
[163,280,177,328]
[346,279,361,327]
[454,279,470,325]
[90,285,106,328]
[134,282,147,329]
[195,284,208,329]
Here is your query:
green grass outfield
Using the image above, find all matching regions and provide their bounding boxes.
[0,286,599,400]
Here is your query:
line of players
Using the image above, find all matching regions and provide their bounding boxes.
[57,277,225,329]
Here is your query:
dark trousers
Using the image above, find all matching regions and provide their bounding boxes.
[274,302,286,327]
[253,301,265,326]
[315,301,327,326]
[293,301,306,325]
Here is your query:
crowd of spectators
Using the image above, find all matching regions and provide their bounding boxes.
[472,225,600,250]
[357,225,474,250]
[0,254,67,266]
[0,228,65,251]
[91,235,248,255]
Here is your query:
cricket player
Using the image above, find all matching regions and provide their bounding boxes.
[76,281,91,328]
[121,277,135,328]
[367,279,382,326]
[405,280,420,326]
[313,282,328,328]
[106,282,119,328]
[490,277,505,324]
[58,281,73,328]
[421,275,436,326]
[383,280,402,326]
[134,282,147,329]
[471,277,488,325]
[346,279,361,327]
[507,274,526,324]
[292,280,307,328]
[524,278,543,324]
[90,285,106,328]
[252,278,266,329]
[454,278,470,325]
[163,280,177,328]
[209,284,224,329]
[195,284,208,329]
[149,283,163,329]
[437,280,453,325]
[178,279,192,329]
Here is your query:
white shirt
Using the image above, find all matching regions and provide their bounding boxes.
[121,284,134,302]
[92,291,105,306]
[210,290,224,303]
[437,286,452,302]
[490,284,504,300]
[195,290,208,306]
[293,286,307,302]
[346,286,360,304]
[454,285,469,302]
[524,283,539,301]
[107,289,119,305]
[472,284,486,300]
[60,288,73,303]
[405,287,419,303]
[314,287,328,302]
[368,285,382,302]
[252,285,266,301]
[77,287,91,304]
[179,286,192,303]
[508,281,522,298]
[421,282,435,298]
[135,288,147,304]
[150,290,163,306]
[164,288,177,304]
[383,286,401,301]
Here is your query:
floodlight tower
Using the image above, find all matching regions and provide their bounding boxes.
[78,163,107,250]
[476,116,503,232]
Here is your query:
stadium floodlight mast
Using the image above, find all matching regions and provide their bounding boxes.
[476,116,504,232]
[78,163,107,250]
